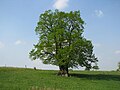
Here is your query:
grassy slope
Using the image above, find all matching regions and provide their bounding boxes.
[0,67,120,90]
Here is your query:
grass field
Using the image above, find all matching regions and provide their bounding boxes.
[0,67,120,90]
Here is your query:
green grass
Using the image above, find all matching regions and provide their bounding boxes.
[0,67,120,90]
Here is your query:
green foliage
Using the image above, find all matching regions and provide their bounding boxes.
[29,10,98,70]
[0,67,120,90]
[93,65,99,70]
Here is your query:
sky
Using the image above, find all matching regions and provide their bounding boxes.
[0,0,120,70]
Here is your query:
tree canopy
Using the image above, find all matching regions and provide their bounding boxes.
[117,62,120,71]
[29,10,98,76]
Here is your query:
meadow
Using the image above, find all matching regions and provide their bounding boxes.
[0,67,120,90]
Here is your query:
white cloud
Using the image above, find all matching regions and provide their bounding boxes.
[15,40,23,45]
[0,41,5,48]
[115,50,120,54]
[94,10,104,17]
[53,0,69,10]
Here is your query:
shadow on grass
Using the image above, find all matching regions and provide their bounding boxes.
[70,73,120,81]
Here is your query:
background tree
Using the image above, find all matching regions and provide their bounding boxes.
[92,63,99,71]
[29,10,98,76]
[117,62,120,71]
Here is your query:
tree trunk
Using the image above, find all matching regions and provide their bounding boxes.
[58,65,69,77]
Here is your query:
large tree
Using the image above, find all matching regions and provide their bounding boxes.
[117,62,120,71]
[29,10,98,76]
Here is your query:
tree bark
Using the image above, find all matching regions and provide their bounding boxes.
[58,65,69,77]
